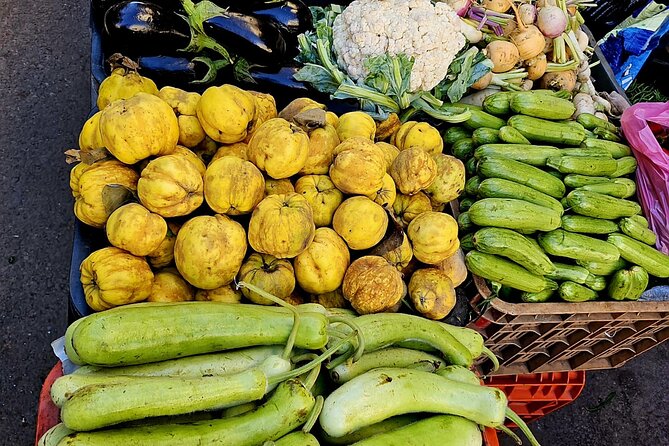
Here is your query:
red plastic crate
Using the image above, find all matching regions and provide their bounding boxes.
[35,362,500,445]
[485,371,587,424]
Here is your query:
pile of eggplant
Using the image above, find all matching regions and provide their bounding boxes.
[93,0,314,92]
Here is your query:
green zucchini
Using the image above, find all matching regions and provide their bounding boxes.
[478,157,566,198]
[474,144,561,166]
[585,275,607,291]
[465,157,478,176]
[629,214,649,227]
[275,432,320,446]
[66,303,329,367]
[558,281,598,302]
[560,147,612,158]
[521,289,555,303]
[443,127,471,145]
[483,92,512,115]
[545,262,591,284]
[460,197,475,212]
[608,233,669,278]
[452,138,475,160]
[567,190,641,220]
[473,227,556,275]
[619,217,657,245]
[458,211,474,232]
[508,115,586,146]
[610,156,638,178]
[460,233,475,251]
[576,113,618,133]
[330,348,445,384]
[608,266,649,301]
[350,415,482,446]
[57,379,315,446]
[578,178,636,199]
[561,215,619,234]
[546,156,618,176]
[468,198,562,232]
[510,92,576,120]
[581,138,632,158]
[477,178,564,215]
[563,174,610,188]
[499,126,531,144]
[465,250,558,293]
[472,128,500,146]
[463,109,506,130]
[577,258,628,276]
[465,176,482,196]
[320,416,421,445]
[538,229,621,263]
[594,127,622,142]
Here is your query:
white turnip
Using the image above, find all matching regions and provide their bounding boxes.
[485,41,521,73]
[482,0,510,13]
[509,2,545,60]
[519,4,537,26]
[540,70,577,92]
[537,6,568,38]
[526,53,547,80]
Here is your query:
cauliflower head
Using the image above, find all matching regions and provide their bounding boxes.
[332,0,466,92]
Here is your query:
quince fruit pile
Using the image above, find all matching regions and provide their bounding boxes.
[68,67,467,320]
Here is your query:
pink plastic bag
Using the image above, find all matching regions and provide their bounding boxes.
[621,102,669,254]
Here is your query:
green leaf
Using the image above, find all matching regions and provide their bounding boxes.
[363,53,414,110]
[294,64,340,94]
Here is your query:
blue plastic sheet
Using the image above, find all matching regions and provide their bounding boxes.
[598,1,669,90]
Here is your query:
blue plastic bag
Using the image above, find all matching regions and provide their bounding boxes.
[599,1,669,90]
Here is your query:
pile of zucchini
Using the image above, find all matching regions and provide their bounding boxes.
[40,297,541,446]
[447,90,669,303]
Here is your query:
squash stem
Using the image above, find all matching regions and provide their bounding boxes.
[506,407,542,446]
[237,281,301,360]
[498,425,523,445]
[268,330,358,387]
[303,362,321,390]
[302,396,324,433]
[482,346,500,371]
[328,317,366,362]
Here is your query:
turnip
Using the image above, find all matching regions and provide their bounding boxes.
[508,2,545,60]
[536,0,557,7]
[540,70,576,92]
[460,17,484,43]
[485,41,521,73]
[519,4,537,26]
[471,71,493,90]
[501,19,517,36]
[526,53,547,80]
[575,28,589,51]
[482,0,510,13]
[537,6,568,38]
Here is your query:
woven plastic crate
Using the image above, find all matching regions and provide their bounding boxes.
[35,362,500,445]
[469,276,669,375]
[484,371,586,425]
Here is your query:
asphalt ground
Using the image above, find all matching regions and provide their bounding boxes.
[0,1,667,444]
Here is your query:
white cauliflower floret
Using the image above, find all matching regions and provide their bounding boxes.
[332,0,466,91]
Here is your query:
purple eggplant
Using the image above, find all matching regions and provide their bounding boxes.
[250,0,312,38]
[137,55,230,86]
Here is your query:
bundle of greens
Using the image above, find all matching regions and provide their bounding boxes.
[295,5,493,122]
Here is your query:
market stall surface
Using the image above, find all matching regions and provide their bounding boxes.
[0,1,667,445]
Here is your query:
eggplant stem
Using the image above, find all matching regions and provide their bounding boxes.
[498,425,523,445]
[482,347,500,371]
[302,396,324,433]
[506,407,542,446]
[236,281,300,361]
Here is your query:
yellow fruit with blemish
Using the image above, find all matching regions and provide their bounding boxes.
[106,203,167,256]
[336,111,376,141]
[147,222,181,269]
[80,247,153,311]
[195,284,243,303]
[367,173,397,208]
[329,139,385,195]
[174,214,247,289]
[265,178,294,196]
[204,156,265,215]
[158,86,206,148]
[392,121,443,156]
[99,93,179,164]
[148,268,194,303]
[238,253,296,305]
[425,154,466,204]
[97,67,158,110]
[300,124,340,175]
[333,197,388,250]
[393,192,432,226]
[294,175,343,227]
[375,142,400,172]
[197,85,256,144]
[390,148,438,195]
[294,228,350,294]
[247,118,309,179]
[408,268,456,320]
[172,145,207,176]
[248,193,315,259]
[211,142,248,162]
[408,211,460,264]
[137,154,204,218]
[78,111,104,153]
[342,256,405,314]
[72,160,139,228]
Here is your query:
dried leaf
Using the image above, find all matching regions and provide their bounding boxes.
[370,210,405,257]
[80,148,111,165]
[64,149,81,164]
[375,113,401,141]
[102,184,137,215]
[293,108,326,131]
